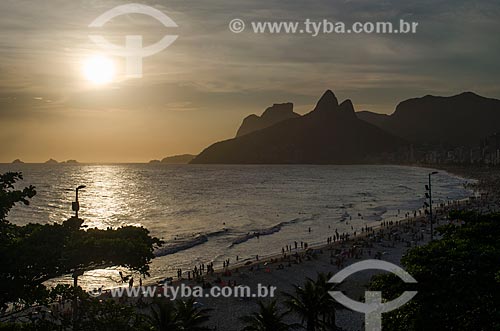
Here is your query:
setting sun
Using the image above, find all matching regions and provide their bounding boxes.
[83,56,115,85]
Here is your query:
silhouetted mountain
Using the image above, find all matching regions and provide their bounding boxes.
[63,160,79,164]
[312,89,337,113]
[149,159,161,164]
[236,103,300,137]
[192,90,405,164]
[12,159,24,164]
[359,92,500,147]
[357,111,389,127]
[45,159,58,164]
[161,154,195,164]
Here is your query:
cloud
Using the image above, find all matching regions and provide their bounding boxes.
[2,0,499,102]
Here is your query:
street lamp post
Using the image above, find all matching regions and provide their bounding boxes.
[72,185,86,218]
[425,172,438,240]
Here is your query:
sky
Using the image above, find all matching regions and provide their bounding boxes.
[1,0,500,163]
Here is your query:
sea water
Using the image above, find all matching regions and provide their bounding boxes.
[0,164,473,289]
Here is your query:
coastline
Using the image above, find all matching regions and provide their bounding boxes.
[146,164,478,282]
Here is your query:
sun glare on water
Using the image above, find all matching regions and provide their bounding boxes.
[83,56,116,85]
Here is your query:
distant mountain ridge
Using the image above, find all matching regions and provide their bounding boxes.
[192,90,500,164]
[236,102,300,137]
[358,92,500,147]
[191,90,406,164]
[149,154,196,164]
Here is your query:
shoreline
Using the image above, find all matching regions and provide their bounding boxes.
[144,195,483,330]
[145,165,478,285]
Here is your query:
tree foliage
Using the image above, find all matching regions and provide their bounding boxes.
[284,273,341,331]
[240,300,297,331]
[1,289,149,331]
[0,172,162,311]
[144,298,211,331]
[369,211,500,331]
[0,172,36,223]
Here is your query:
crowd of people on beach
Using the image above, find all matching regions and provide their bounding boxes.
[176,261,218,281]
[82,195,484,298]
[165,194,489,293]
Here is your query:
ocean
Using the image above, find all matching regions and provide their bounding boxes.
[0,164,473,289]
